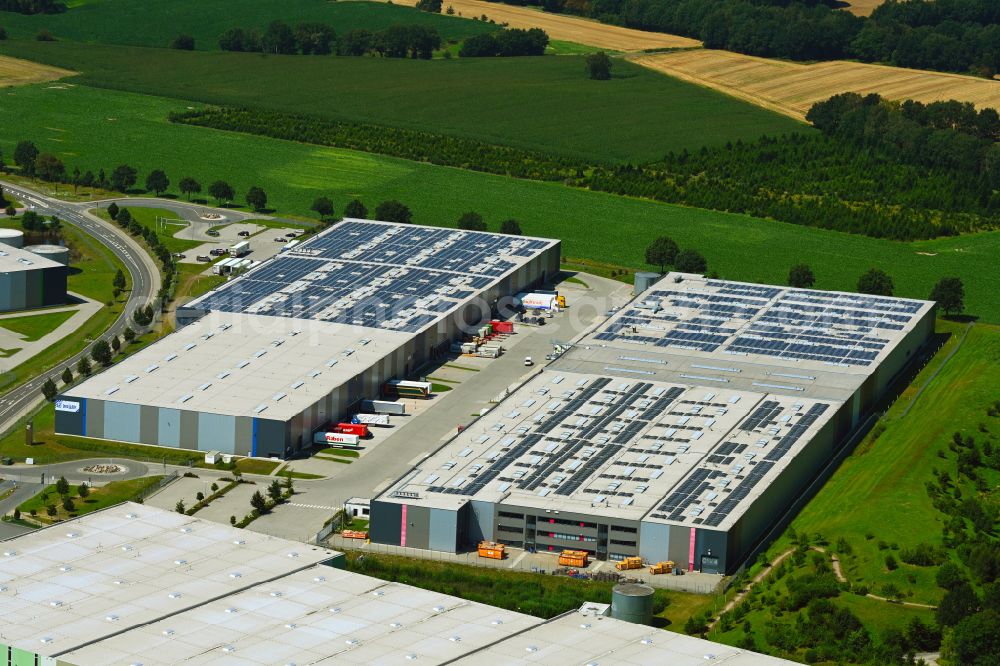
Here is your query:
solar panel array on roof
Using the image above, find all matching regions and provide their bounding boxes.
[191,220,553,334]
[590,279,926,367]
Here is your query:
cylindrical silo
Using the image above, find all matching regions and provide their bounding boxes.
[611,583,654,625]
[0,228,24,248]
[633,271,660,296]
[24,244,69,266]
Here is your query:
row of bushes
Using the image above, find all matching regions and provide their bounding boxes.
[171,100,999,240]
[220,21,443,59]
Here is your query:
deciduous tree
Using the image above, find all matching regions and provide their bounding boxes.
[499,219,522,235]
[586,52,613,80]
[644,236,678,273]
[375,200,412,224]
[344,198,367,219]
[245,186,267,212]
[457,211,486,231]
[789,263,816,288]
[857,268,894,296]
[930,276,965,316]
[41,377,57,401]
[145,169,169,195]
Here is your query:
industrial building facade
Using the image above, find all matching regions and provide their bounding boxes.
[55,220,559,457]
[371,273,936,574]
[0,244,67,312]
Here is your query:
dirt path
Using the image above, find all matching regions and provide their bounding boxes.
[631,50,1000,120]
[374,0,699,51]
[708,545,934,629]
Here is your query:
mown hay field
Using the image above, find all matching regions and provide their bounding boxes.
[372,0,699,51]
[632,49,1000,120]
[0,55,73,87]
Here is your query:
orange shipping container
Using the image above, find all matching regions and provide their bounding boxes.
[558,549,589,567]
[342,530,369,539]
[477,541,506,560]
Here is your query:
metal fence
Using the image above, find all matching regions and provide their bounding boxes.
[135,470,179,502]
[322,536,723,594]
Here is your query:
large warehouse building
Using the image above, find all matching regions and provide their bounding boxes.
[371,273,936,573]
[55,220,559,457]
[0,503,794,665]
[0,242,67,312]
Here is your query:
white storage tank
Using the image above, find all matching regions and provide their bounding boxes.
[0,228,24,248]
[25,244,69,266]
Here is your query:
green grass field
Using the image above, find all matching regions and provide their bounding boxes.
[0,83,997,321]
[781,321,1000,606]
[0,40,810,163]
[17,475,163,523]
[0,309,75,341]
[0,0,494,49]
[94,206,199,254]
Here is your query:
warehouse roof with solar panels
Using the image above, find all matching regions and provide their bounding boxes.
[62,220,559,419]
[185,219,557,331]
[378,272,935,532]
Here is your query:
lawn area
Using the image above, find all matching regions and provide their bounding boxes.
[16,475,164,524]
[778,321,1000,607]
[0,84,997,321]
[0,309,75,341]
[94,206,199,254]
[0,40,810,162]
[277,470,325,480]
[0,0,494,49]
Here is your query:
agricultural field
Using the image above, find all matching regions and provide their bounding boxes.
[0,83,997,322]
[373,0,698,51]
[842,0,885,17]
[0,54,73,87]
[0,0,495,49]
[632,49,1000,120]
[0,41,809,163]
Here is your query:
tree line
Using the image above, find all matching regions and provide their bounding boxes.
[0,0,64,14]
[459,27,548,56]
[485,0,1000,76]
[219,20,443,59]
[170,98,999,241]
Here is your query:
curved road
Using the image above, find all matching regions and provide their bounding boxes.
[0,181,161,433]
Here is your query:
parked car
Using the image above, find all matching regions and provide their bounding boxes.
[285,232,298,238]
[172,252,185,259]
[274,237,287,242]
[524,356,534,366]
[237,230,251,237]
[196,255,211,262]
[206,229,220,237]
[210,248,226,256]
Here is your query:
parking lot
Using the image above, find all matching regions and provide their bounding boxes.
[248,273,635,542]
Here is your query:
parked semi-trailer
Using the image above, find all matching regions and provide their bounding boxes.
[228,240,250,257]
[313,431,360,447]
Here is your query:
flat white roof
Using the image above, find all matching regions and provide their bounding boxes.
[0,243,63,272]
[62,311,410,419]
[1,504,794,666]
[0,503,337,657]
[379,370,835,531]
[454,609,797,665]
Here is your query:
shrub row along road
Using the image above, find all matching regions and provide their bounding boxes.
[0,181,161,434]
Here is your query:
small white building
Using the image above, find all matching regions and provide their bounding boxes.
[345,497,370,518]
